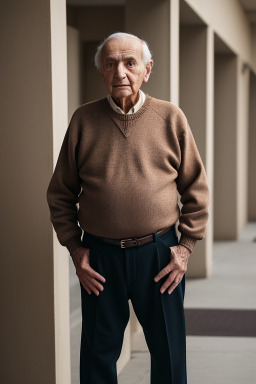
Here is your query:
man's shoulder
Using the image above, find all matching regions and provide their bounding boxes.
[71,97,107,121]
[147,95,187,126]
[66,98,108,138]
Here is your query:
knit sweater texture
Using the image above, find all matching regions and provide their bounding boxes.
[47,95,209,254]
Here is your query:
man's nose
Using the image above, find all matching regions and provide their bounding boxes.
[114,63,126,79]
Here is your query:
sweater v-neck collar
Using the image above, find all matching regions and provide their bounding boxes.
[101,94,152,138]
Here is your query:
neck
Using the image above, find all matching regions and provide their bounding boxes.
[112,92,140,114]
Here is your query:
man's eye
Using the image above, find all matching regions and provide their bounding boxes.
[106,62,114,69]
[127,61,135,67]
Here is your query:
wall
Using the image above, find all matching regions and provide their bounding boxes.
[67,5,125,103]
[67,26,82,119]
[0,1,55,383]
[67,5,125,42]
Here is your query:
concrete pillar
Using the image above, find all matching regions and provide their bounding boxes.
[237,57,250,234]
[126,0,180,104]
[50,1,71,382]
[214,54,238,239]
[180,26,214,277]
[214,54,250,239]
[0,1,70,383]
[248,72,256,220]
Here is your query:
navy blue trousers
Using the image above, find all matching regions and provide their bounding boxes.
[80,226,187,384]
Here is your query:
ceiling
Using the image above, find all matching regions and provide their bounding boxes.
[239,0,256,22]
[66,0,256,23]
[67,0,256,8]
[67,0,125,5]
[239,0,256,11]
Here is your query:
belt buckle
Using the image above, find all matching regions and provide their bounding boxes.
[120,238,138,248]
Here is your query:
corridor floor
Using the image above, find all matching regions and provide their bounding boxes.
[70,222,256,384]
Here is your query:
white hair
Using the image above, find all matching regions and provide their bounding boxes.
[94,32,153,70]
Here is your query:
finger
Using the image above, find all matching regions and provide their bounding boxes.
[83,274,106,295]
[79,278,92,295]
[83,274,104,292]
[154,262,173,282]
[83,283,92,295]
[81,276,101,296]
[167,275,182,294]
[159,271,177,293]
[80,263,106,283]
[77,267,105,292]
[87,266,106,283]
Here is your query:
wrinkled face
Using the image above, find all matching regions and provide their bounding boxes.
[100,37,152,106]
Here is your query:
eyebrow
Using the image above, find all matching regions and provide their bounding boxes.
[104,56,137,62]
[125,56,137,62]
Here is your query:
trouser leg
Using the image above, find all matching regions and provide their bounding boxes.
[79,235,130,384]
[130,227,187,384]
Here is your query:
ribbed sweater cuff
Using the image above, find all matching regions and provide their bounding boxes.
[65,236,83,255]
[179,234,198,253]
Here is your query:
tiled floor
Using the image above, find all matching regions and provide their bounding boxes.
[70,222,256,384]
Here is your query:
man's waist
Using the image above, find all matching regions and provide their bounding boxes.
[82,225,175,249]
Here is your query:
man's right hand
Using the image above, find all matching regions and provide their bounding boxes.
[71,247,106,296]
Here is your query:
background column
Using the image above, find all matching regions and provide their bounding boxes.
[248,72,256,220]
[237,58,250,234]
[0,1,71,383]
[214,54,250,239]
[214,54,238,239]
[51,1,71,383]
[180,25,214,277]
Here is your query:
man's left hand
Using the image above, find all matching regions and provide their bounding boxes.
[154,245,191,295]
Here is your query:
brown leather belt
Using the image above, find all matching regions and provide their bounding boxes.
[102,226,172,248]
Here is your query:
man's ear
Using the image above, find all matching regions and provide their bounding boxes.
[143,61,154,83]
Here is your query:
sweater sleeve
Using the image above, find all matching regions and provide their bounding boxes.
[46,113,83,254]
[176,119,210,253]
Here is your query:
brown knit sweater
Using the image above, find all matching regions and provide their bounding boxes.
[47,95,209,254]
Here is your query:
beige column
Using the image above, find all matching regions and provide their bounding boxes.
[237,57,250,234]
[214,54,238,239]
[214,55,250,239]
[51,1,71,383]
[180,26,214,277]
[0,1,70,383]
[248,72,256,220]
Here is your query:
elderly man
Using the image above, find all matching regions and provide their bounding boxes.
[47,32,209,384]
